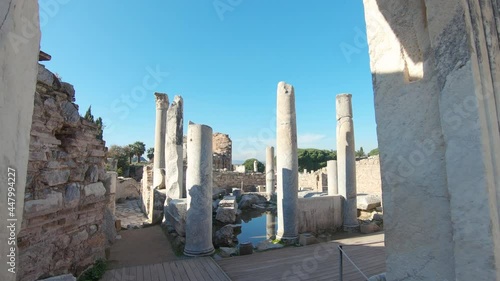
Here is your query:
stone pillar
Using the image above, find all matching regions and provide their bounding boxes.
[253,160,258,172]
[184,123,215,256]
[266,213,276,239]
[165,95,184,202]
[153,93,168,189]
[363,1,500,280]
[266,146,275,195]
[276,81,299,243]
[327,160,338,195]
[0,2,41,280]
[336,94,358,230]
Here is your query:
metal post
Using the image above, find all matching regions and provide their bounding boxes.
[339,245,343,281]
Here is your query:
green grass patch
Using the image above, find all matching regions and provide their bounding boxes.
[77,259,107,281]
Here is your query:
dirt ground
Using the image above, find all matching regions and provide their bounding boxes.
[106,225,180,269]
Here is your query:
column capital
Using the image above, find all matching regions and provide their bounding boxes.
[155,92,169,109]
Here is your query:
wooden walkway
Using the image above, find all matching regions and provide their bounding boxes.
[101,257,231,281]
[101,233,384,281]
[216,233,385,281]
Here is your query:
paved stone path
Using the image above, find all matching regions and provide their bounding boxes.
[115,199,150,229]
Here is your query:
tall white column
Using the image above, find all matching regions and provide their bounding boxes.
[184,123,215,256]
[327,160,338,195]
[276,81,299,243]
[266,146,275,196]
[336,94,358,230]
[153,93,168,189]
[165,95,184,202]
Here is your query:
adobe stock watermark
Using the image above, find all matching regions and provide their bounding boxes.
[8,0,72,54]
[105,65,169,134]
[213,0,243,21]
[281,242,337,281]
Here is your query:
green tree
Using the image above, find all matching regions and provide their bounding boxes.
[147,147,154,161]
[107,145,130,176]
[95,117,103,140]
[243,158,265,172]
[297,148,336,172]
[130,141,146,163]
[368,148,379,156]
[84,105,94,122]
[126,145,135,163]
[356,147,366,158]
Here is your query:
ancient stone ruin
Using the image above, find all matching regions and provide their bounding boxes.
[17,62,116,281]
[2,0,499,280]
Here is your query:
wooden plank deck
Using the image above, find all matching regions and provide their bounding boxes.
[101,257,232,281]
[216,233,385,281]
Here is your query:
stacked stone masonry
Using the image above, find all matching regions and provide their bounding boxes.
[17,64,112,281]
[298,156,382,195]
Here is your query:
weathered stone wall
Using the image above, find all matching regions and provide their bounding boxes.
[0,1,41,281]
[183,133,232,171]
[116,177,141,201]
[17,64,111,281]
[212,133,232,170]
[363,0,500,279]
[298,169,327,192]
[297,156,382,195]
[298,196,343,233]
[355,156,381,195]
[213,171,266,190]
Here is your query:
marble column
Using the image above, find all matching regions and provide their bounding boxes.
[266,212,276,239]
[253,160,258,172]
[184,123,215,256]
[266,146,275,195]
[276,81,299,243]
[165,95,184,202]
[153,93,168,189]
[336,94,358,230]
[327,160,338,195]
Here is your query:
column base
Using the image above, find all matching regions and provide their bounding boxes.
[183,246,215,257]
[343,224,360,233]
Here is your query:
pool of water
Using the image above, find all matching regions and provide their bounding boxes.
[236,211,277,245]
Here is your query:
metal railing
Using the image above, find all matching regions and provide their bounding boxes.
[338,245,370,281]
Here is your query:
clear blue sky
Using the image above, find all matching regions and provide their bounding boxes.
[39,0,377,162]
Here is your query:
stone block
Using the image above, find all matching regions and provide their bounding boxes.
[214,225,237,247]
[238,194,267,209]
[41,169,70,186]
[218,247,237,258]
[299,233,318,246]
[60,82,75,101]
[37,64,55,87]
[360,223,381,234]
[85,165,98,183]
[216,207,237,224]
[238,242,253,255]
[83,182,106,198]
[64,183,80,209]
[70,229,89,245]
[24,192,63,215]
[219,196,237,209]
[60,101,80,125]
[357,194,381,211]
[166,199,187,236]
